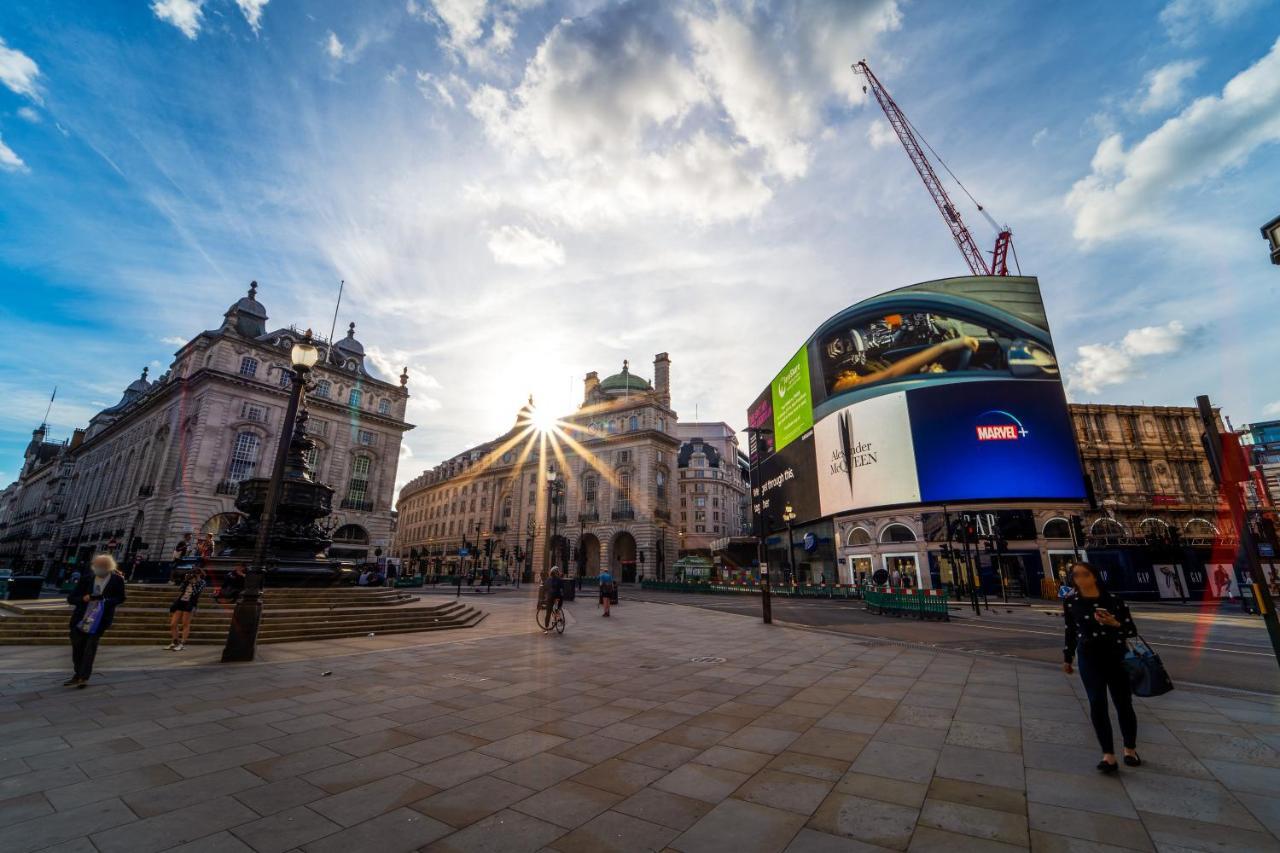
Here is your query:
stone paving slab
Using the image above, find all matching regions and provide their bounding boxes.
[0,594,1278,852]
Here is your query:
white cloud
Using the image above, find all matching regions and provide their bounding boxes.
[867,118,896,150]
[0,37,40,101]
[1067,37,1280,245]
[1069,320,1189,394]
[151,0,205,40]
[466,0,899,227]
[159,336,187,346]
[486,225,565,268]
[1031,127,1049,147]
[1160,0,1259,44]
[1263,401,1280,416]
[0,134,26,172]
[1136,59,1202,114]
[235,0,269,32]
[416,71,467,107]
[407,0,538,68]
[17,106,39,123]
[325,31,346,60]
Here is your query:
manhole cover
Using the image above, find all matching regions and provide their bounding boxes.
[690,656,726,664]
[444,673,489,683]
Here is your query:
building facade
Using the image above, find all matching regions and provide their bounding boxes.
[1242,419,1280,509]
[0,283,413,574]
[819,403,1230,599]
[673,422,752,557]
[395,355,680,582]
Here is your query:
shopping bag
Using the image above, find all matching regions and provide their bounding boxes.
[1123,635,1174,697]
[77,599,105,635]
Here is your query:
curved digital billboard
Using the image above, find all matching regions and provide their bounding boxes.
[747,276,1086,525]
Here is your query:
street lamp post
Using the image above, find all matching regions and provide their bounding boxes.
[743,425,773,625]
[222,330,320,663]
[544,469,563,582]
[783,504,797,586]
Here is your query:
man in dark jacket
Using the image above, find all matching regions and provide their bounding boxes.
[65,554,127,688]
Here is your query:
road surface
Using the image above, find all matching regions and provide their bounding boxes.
[624,588,1280,695]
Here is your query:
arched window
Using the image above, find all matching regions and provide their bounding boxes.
[346,456,372,507]
[227,432,261,483]
[1185,518,1218,536]
[846,526,872,546]
[879,523,917,543]
[1139,518,1169,539]
[1042,517,1072,539]
[314,379,331,399]
[654,468,668,503]
[1090,518,1126,539]
[333,524,369,544]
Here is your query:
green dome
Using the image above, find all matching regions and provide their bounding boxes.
[599,361,651,393]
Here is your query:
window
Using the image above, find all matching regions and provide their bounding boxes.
[304,446,321,473]
[348,388,362,408]
[696,525,705,533]
[358,429,376,446]
[378,399,391,415]
[694,497,706,507]
[1042,518,1072,539]
[657,418,666,432]
[617,472,632,511]
[584,475,598,504]
[348,456,371,504]
[617,450,631,464]
[227,432,261,483]
[314,380,331,399]
[239,357,258,377]
[241,403,266,423]
[629,415,639,431]
[278,370,292,388]
[307,419,328,437]
[879,524,917,543]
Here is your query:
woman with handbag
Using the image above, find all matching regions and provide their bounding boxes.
[1062,561,1141,774]
[65,554,127,688]
[167,566,207,651]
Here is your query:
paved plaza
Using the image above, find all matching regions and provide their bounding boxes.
[1,594,1278,853]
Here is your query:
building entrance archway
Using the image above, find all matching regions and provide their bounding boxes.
[612,531,637,582]
[548,535,570,576]
[577,534,601,577]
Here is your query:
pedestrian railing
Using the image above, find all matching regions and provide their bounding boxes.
[863,585,949,621]
[393,576,426,588]
[637,579,869,600]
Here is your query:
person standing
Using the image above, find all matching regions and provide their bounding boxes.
[1062,561,1141,773]
[167,566,207,651]
[598,567,615,617]
[65,554,127,688]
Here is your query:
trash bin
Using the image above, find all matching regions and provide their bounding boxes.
[6,576,45,600]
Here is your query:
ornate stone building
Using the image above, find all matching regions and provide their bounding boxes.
[0,283,413,574]
[395,355,680,582]
[673,422,752,557]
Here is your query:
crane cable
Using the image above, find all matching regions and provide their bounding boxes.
[898,110,1003,235]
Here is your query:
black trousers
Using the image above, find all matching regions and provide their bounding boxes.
[1077,645,1137,753]
[69,629,103,681]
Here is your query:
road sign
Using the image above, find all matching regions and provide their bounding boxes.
[458,547,470,557]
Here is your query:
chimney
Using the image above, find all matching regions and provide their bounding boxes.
[70,429,86,450]
[653,353,670,407]
[583,371,599,403]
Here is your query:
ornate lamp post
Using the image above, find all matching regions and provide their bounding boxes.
[783,503,797,585]
[544,469,564,581]
[221,330,320,663]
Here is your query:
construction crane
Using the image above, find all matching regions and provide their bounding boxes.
[852,60,1014,277]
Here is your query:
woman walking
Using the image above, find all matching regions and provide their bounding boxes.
[167,565,207,651]
[598,567,614,617]
[1062,561,1141,773]
[65,554,127,688]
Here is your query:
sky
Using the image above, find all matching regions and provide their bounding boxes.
[1,0,1279,493]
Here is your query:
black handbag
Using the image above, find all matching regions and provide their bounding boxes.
[1123,633,1174,697]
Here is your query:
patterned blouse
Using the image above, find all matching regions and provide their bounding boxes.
[1063,590,1137,663]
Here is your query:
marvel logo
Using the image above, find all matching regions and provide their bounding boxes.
[976,424,1020,441]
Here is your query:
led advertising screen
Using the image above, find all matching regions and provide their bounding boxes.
[747,276,1087,524]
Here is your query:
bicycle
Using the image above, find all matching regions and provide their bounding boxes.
[536,598,566,634]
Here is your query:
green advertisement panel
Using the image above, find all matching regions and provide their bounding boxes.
[771,346,813,451]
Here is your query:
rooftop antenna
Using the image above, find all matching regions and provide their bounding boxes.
[323,280,345,364]
[40,386,57,430]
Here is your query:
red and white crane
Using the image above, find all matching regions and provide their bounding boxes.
[852,59,1014,277]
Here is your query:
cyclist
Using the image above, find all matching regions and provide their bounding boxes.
[544,566,565,630]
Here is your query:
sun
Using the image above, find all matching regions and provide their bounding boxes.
[529,403,558,434]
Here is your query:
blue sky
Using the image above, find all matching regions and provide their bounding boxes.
[1,0,1279,490]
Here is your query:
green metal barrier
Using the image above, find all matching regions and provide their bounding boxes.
[864,585,949,621]
[394,576,426,588]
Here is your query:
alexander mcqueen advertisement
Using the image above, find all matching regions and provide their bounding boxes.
[814,391,920,517]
